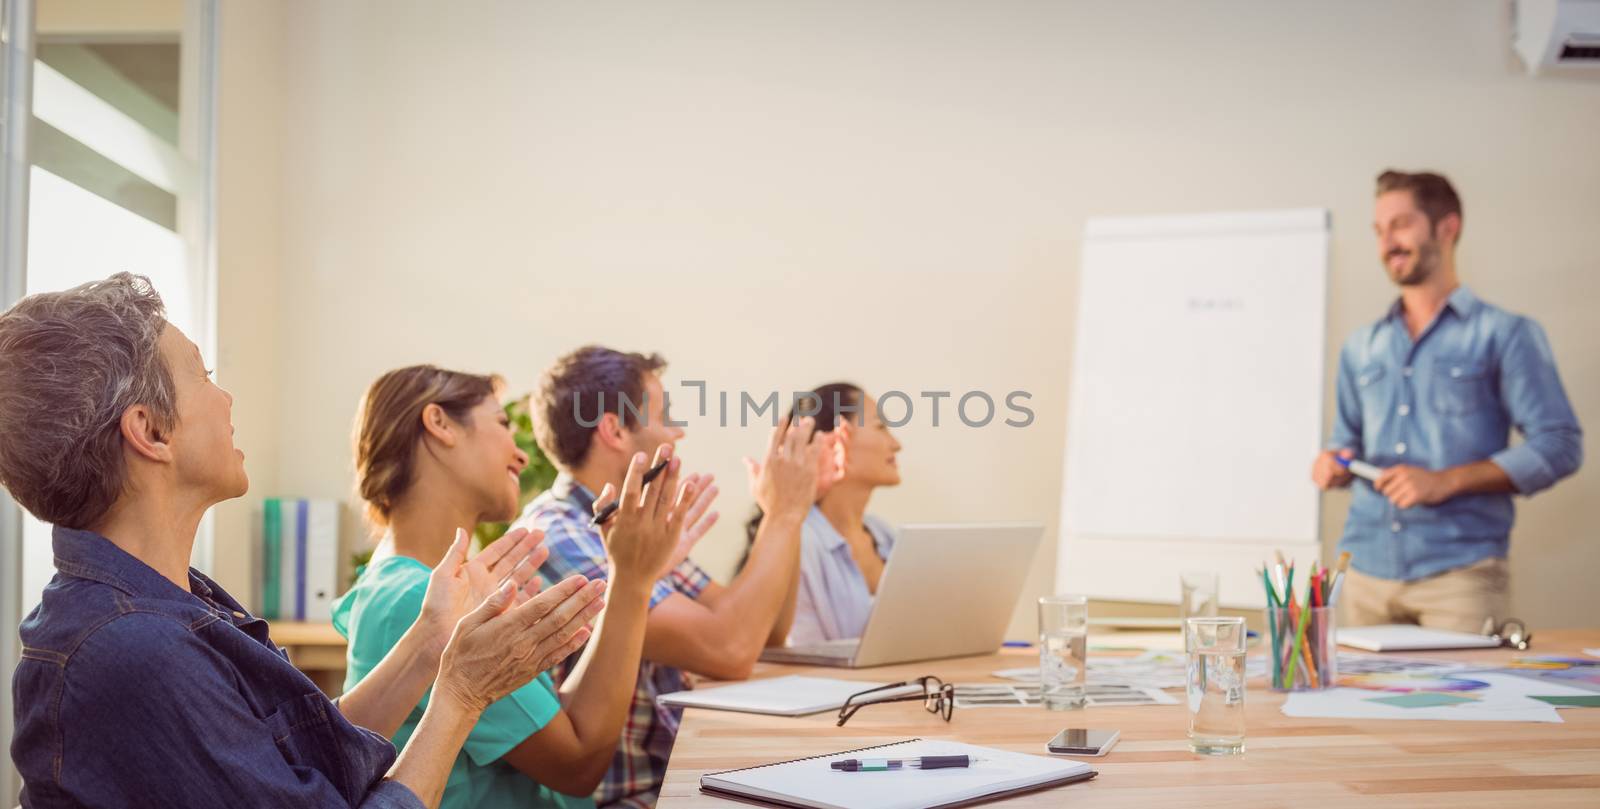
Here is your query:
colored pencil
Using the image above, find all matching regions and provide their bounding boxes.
[1262,566,1282,688]
[1328,551,1352,606]
[1301,565,1322,687]
[1286,577,1315,688]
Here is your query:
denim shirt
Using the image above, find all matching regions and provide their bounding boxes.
[12,526,424,809]
[1330,286,1583,581]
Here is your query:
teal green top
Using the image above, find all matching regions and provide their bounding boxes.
[333,555,595,809]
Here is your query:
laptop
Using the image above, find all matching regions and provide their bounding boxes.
[760,522,1044,669]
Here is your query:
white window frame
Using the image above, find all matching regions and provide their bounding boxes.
[1,1,36,801]
[1,2,218,799]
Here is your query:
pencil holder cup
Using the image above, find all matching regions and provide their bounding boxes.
[1266,606,1336,691]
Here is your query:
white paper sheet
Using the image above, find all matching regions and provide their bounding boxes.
[1466,672,1600,702]
[996,651,1267,691]
[954,683,1176,709]
[1281,673,1566,724]
[1336,654,1469,675]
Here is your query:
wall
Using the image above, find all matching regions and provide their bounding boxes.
[210,0,284,600]
[219,0,1598,636]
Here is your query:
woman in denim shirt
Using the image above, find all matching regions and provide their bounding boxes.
[1,274,606,809]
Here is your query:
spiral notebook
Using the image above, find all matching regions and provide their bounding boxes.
[699,738,1096,809]
[1337,625,1501,652]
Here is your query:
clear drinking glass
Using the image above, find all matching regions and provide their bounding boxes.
[1180,570,1220,625]
[1185,616,1247,755]
[1038,594,1089,710]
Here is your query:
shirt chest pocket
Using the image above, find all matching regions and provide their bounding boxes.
[1428,358,1493,417]
[264,692,360,801]
[1355,364,1389,413]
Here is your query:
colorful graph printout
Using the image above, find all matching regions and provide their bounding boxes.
[1339,672,1490,693]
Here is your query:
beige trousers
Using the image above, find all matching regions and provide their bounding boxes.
[1340,557,1509,634]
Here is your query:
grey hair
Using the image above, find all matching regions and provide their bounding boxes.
[0,272,177,529]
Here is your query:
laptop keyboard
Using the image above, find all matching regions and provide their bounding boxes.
[782,639,858,655]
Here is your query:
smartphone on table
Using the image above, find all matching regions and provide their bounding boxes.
[1047,728,1120,757]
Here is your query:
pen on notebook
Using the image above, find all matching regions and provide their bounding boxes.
[1334,455,1382,482]
[830,756,984,772]
[590,458,671,526]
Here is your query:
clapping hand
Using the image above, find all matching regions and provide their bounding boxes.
[417,527,547,658]
[742,416,821,521]
[660,470,720,577]
[591,445,711,586]
[436,575,608,714]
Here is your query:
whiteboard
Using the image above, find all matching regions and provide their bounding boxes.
[1056,209,1328,608]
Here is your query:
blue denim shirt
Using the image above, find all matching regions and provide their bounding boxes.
[1330,286,1583,581]
[12,526,425,809]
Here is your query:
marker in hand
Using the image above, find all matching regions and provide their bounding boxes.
[1335,455,1382,482]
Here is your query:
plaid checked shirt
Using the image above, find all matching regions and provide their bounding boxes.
[515,474,712,809]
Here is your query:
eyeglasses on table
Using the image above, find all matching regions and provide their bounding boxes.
[836,675,955,727]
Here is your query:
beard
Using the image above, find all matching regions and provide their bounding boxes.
[1385,236,1441,287]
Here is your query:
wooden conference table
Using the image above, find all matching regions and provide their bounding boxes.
[657,629,1600,808]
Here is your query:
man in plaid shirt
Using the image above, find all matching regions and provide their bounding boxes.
[515,346,821,808]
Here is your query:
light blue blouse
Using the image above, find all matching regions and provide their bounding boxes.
[788,505,897,646]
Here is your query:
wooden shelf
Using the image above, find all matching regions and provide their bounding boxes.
[268,620,347,696]
[269,620,347,647]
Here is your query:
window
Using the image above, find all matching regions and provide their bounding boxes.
[1,6,217,797]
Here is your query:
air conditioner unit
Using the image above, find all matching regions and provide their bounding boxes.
[1515,0,1600,74]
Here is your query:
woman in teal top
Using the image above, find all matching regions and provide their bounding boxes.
[337,556,583,808]
[337,365,698,809]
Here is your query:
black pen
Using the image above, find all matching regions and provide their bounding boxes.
[590,458,671,526]
[830,756,982,772]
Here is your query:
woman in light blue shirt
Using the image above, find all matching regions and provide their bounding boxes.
[749,383,904,645]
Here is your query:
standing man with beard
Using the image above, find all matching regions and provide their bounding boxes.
[1311,170,1582,632]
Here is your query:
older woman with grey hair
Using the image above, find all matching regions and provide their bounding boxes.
[0,274,628,808]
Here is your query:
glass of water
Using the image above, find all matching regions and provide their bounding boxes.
[1184,616,1247,755]
[1038,594,1089,710]
[1180,570,1219,625]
